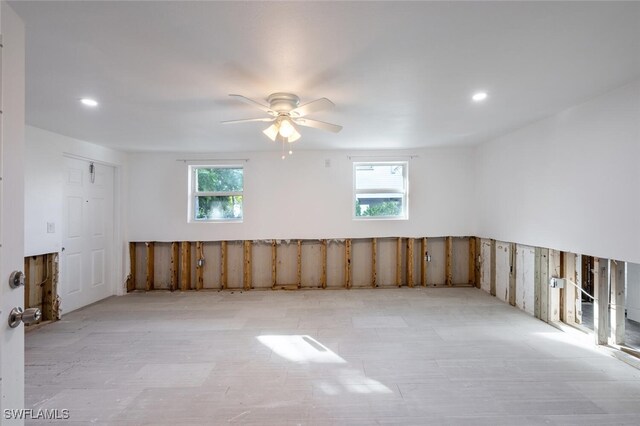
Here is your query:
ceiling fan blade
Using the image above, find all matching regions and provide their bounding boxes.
[290,98,334,117]
[221,117,275,124]
[293,118,342,133]
[229,94,276,115]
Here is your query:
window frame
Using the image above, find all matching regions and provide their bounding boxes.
[188,164,244,223]
[352,161,409,221]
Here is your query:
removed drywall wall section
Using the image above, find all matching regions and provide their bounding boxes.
[476,79,640,264]
[127,148,475,242]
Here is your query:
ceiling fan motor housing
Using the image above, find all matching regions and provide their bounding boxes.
[267,93,300,114]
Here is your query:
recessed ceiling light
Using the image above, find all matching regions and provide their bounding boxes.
[80,98,99,107]
[472,92,488,102]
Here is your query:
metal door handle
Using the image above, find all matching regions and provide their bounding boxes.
[8,307,42,328]
[9,270,25,288]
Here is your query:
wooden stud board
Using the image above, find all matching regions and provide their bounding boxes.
[575,254,583,325]
[508,242,516,306]
[495,241,510,303]
[195,241,204,290]
[475,237,482,289]
[420,237,427,286]
[540,248,550,322]
[396,237,402,287]
[534,247,541,319]
[128,242,136,292]
[321,240,327,289]
[469,237,476,286]
[24,256,31,308]
[170,242,179,291]
[243,240,252,290]
[406,238,414,288]
[221,241,228,290]
[345,239,352,289]
[145,242,155,291]
[134,243,147,290]
[271,240,277,288]
[445,237,453,286]
[593,258,609,345]
[296,240,302,289]
[372,238,378,287]
[490,239,497,297]
[610,260,625,345]
[562,252,577,325]
[181,241,191,291]
[548,249,561,323]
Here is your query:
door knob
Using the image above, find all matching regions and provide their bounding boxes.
[9,270,25,288]
[8,307,42,328]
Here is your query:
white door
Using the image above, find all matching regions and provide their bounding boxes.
[0,1,26,421]
[61,157,114,314]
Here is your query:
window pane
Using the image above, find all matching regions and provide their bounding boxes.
[195,196,243,220]
[196,168,243,192]
[355,164,404,191]
[355,195,402,217]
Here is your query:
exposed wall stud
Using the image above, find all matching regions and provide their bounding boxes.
[371,238,377,287]
[243,240,252,291]
[220,241,228,290]
[181,241,191,291]
[469,237,476,286]
[490,239,497,296]
[562,252,577,325]
[475,238,482,289]
[407,238,414,288]
[170,242,179,291]
[271,240,277,288]
[24,256,31,308]
[345,239,352,289]
[445,237,453,286]
[548,250,561,322]
[508,243,516,306]
[421,237,427,286]
[396,237,402,287]
[593,258,609,345]
[540,248,549,322]
[610,260,625,345]
[128,242,136,292]
[321,239,327,289]
[196,241,204,290]
[296,240,302,289]
[145,242,155,291]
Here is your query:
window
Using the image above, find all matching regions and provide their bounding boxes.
[353,162,408,219]
[189,166,243,222]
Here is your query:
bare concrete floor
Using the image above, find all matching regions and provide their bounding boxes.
[26,288,640,425]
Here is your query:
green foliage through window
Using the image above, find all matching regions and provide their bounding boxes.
[192,167,243,221]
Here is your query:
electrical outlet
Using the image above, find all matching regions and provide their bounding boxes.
[47,222,55,233]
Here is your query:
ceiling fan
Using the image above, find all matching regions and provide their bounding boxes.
[222,93,342,146]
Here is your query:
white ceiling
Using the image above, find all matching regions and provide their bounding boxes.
[11,1,640,152]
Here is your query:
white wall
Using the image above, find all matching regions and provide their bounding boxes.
[476,79,640,264]
[127,148,475,242]
[24,126,129,292]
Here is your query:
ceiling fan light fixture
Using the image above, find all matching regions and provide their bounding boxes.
[263,123,279,141]
[278,118,296,138]
[287,129,301,143]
